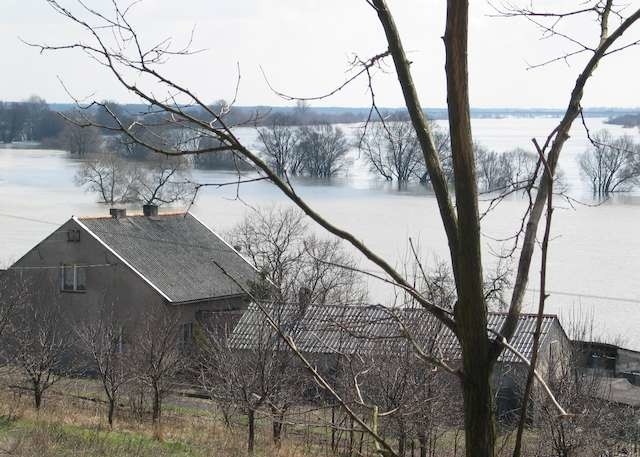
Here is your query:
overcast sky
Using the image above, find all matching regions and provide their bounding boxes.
[2,0,640,108]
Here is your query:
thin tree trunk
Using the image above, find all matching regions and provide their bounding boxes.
[152,386,162,440]
[271,405,285,446]
[418,429,427,457]
[349,415,355,457]
[512,157,555,457]
[398,421,406,457]
[331,406,337,451]
[33,384,42,410]
[247,408,256,455]
[108,398,115,428]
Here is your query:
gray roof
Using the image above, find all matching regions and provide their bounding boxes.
[230,302,560,364]
[77,213,259,303]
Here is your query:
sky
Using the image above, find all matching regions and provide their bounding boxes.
[2,0,640,109]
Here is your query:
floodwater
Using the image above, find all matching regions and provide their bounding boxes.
[1,117,639,349]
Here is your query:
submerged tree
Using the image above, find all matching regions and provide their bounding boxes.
[133,156,193,205]
[57,111,102,155]
[36,1,640,456]
[360,120,423,182]
[361,119,452,184]
[257,121,302,176]
[578,129,640,196]
[296,124,351,177]
[74,154,193,206]
[74,153,139,204]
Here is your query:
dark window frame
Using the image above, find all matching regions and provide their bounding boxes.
[67,229,81,242]
[60,264,87,292]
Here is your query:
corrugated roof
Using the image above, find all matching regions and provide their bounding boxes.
[230,303,558,364]
[77,213,260,303]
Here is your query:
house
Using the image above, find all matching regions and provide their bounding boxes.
[229,301,572,419]
[573,340,640,407]
[5,205,261,343]
[574,340,640,386]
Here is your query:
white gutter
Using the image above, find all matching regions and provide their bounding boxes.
[73,216,174,303]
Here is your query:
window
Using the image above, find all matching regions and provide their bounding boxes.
[60,264,86,292]
[67,229,81,242]
[182,322,194,343]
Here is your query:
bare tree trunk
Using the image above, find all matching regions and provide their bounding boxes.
[513,162,555,456]
[460,363,495,457]
[331,406,337,451]
[247,408,256,455]
[444,1,496,455]
[398,420,407,457]
[418,429,427,457]
[349,415,355,457]
[33,383,42,410]
[152,385,162,440]
[271,405,286,446]
[108,398,115,428]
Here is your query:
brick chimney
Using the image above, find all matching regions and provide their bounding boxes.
[142,204,158,217]
[298,287,312,314]
[109,208,126,219]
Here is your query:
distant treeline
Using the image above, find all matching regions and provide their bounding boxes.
[3,96,638,147]
[0,96,65,143]
[606,113,640,128]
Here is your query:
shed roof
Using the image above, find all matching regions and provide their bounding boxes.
[76,212,259,303]
[230,302,560,364]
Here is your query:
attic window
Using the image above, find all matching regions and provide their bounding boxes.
[60,264,86,292]
[67,229,81,242]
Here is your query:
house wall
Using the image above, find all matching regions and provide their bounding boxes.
[537,320,573,384]
[616,348,640,386]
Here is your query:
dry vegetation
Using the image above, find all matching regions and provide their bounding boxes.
[0,381,329,457]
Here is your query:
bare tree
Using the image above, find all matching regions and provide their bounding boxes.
[132,156,193,206]
[227,206,367,306]
[296,124,351,178]
[578,129,640,196]
[75,303,130,427]
[475,145,539,193]
[257,121,302,176]
[0,272,21,343]
[361,119,452,185]
[74,154,193,206]
[128,308,184,439]
[529,343,634,457]
[57,113,102,156]
[198,316,301,454]
[74,153,139,204]
[5,288,68,410]
[360,120,424,182]
[36,1,640,455]
[193,135,254,171]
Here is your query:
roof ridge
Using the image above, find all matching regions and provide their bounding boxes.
[257,302,558,319]
[78,212,187,220]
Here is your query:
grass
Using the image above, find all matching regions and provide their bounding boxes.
[0,383,331,457]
